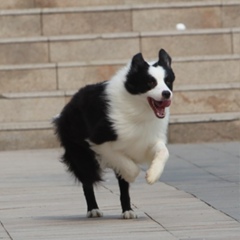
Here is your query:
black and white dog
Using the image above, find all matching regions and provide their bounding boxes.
[54,49,175,219]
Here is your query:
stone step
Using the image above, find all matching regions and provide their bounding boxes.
[0,0,230,10]
[0,28,239,65]
[0,91,66,123]
[0,121,57,151]
[0,111,239,150]
[169,112,240,143]
[1,82,239,123]
[0,1,239,37]
[0,54,239,93]
[173,83,240,115]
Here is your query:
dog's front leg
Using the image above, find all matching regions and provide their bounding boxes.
[116,174,138,219]
[94,143,140,183]
[146,141,169,185]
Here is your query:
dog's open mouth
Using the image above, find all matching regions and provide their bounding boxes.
[147,97,171,118]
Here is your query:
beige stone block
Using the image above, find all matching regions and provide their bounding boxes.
[34,0,222,8]
[35,0,124,8]
[0,0,34,9]
[133,6,221,31]
[172,58,240,85]
[171,89,240,115]
[169,120,240,143]
[0,67,57,93]
[0,14,41,38]
[141,32,232,58]
[43,11,131,35]
[43,12,92,35]
[0,41,49,64]
[58,64,122,90]
[233,32,240,54]
[50,37,140,62]
[91,10,132,34]
[0,129,58,151]
[126,0,218,3]
[0,97,65,122]
[222,5,240,28]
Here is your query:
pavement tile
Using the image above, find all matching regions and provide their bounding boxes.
[0,144,239,239]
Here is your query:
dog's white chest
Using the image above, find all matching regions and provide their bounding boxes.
[90,117,167,168]
[115,121,167,163]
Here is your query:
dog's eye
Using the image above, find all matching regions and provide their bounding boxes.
[165,80,170,85]
[148,79,157,88]
[164,79,171,86]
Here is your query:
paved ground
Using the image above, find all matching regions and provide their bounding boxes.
[0,142,239,240]
[162,142,240,222]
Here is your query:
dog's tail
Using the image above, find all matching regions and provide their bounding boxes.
[53,113,102,185]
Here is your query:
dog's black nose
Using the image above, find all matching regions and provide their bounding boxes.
[162,90,171,99]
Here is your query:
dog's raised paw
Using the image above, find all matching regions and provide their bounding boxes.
[87,209,103,218]
[122,210,138,219]
[145,169,160,185]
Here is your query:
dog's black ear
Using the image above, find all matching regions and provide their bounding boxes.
[158,49,172,67]
[131,53,148,71]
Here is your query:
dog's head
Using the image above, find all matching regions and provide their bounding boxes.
[125,49,175,118]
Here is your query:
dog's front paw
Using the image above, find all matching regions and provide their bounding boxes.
[87,209,103,218]
[145,168,162,185]
[122,210,138,219]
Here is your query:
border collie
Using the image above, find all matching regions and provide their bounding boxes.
[54,49,175,219]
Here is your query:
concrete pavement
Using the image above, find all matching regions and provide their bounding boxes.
[0,142,239,239]
[162,142,240,222]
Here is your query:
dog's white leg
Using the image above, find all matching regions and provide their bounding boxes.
[96,144,140,183]
[145,141,169,185]
[109,153,140,183]
[92,143,140,182]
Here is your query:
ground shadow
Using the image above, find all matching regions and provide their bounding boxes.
[35,214,147,222]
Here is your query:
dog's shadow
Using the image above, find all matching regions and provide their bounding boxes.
[35,214,146,222]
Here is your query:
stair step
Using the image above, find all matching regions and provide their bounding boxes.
[0,1,239,37]
[171,112,240,123]
[0,122,57,151]
[0,112,239,150]
[172,82,240,115]
[0,121,51,130]
[0,91,66,123]
[0,0,35,10]
[0,0,225,10]
[0,28,239,65]
[1,82,239,122]
[2,82,239,99]
[1,112,239,131]
[169,112,240,143]
[0,54,239,93]
[0,63,57,93]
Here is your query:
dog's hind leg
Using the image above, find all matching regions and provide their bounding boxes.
[62,145,103,217]
[83,184,103,218]
[116,175,137,219]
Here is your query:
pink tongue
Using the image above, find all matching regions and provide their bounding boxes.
[156,107,165,118]
[160,100,171,108]
[155,100,171,118]
[147,97,172,118]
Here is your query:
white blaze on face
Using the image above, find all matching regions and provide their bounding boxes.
[147,65,172,101]
[145,65,173,119]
